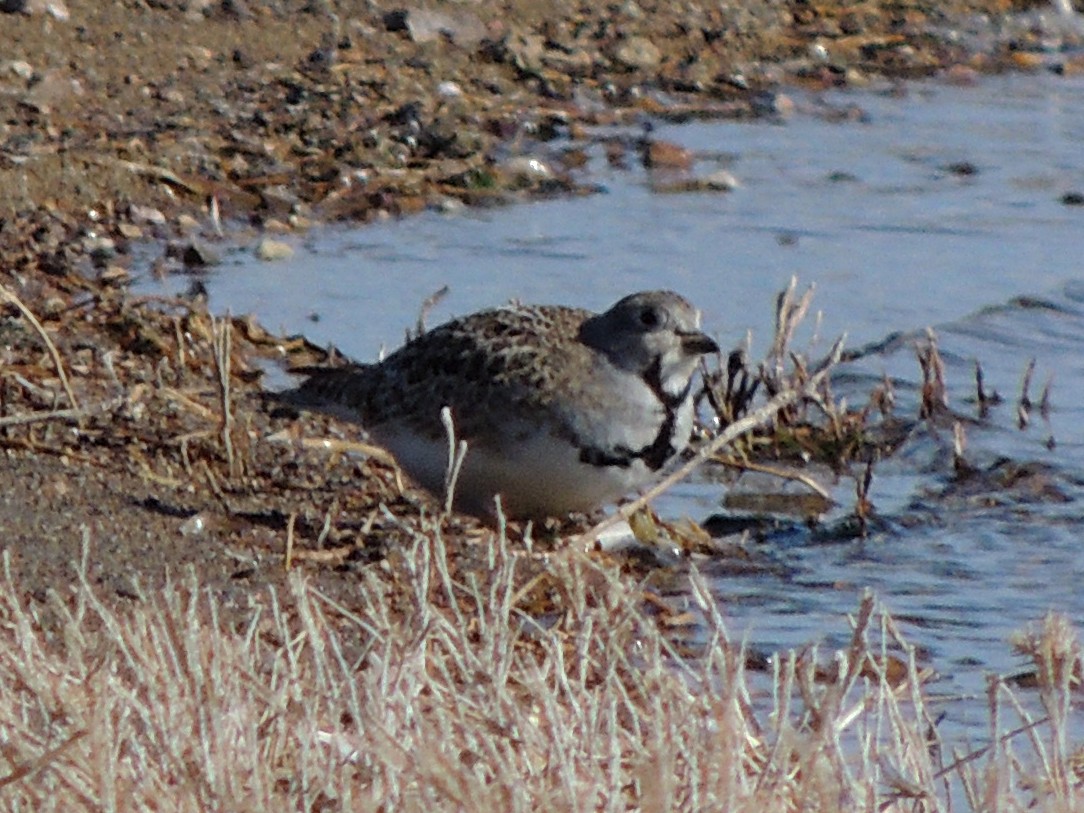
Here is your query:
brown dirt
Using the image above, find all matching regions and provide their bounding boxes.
[0,0,1079,617]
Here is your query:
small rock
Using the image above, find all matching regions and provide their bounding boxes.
[703,170,740,191]
[944,64,980,86]
[179,512,208,537]
[129,204,166,225]
[185,46,214,70]
[393,8,487,47]
[175,213,201,233]
[182,0,215,17]
[498,156,555,184]
[219,0,253,19]
[83,235,117,264]
[0,0,69,20]
[156,86,186,105]
[772,92,796,117]
[437,81,462,99]
[752,91,794,118]
[643,140,693,170]
[1060,53,1084,76]
[429,195,465,214]
[1010,52,1044,71]
[505,31,545,73]
[24,70,83,114]
[254,237,293,261]
[559,48,598,78]
[1,60,34,80]
[116,223,143,240]
[382,9,408,31]
[558,148,589,170]
[650,172,739,194]
[261,218,291,234]
[613,36,661,70]
[182,240,219,268]
[99,265,131,285]
[944,161,978,177]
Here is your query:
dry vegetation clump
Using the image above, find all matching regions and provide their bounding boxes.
[0,532,1081,812]
[700,280,914,478]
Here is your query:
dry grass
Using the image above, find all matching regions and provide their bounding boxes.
[0,524,1080,812]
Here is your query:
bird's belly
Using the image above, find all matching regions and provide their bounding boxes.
[373,425,659,520]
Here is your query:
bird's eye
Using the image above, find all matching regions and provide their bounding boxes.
[639,306,660,328]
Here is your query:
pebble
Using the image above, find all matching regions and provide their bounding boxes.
[650,171,738,194]
[437,81,463,99]
[400,8,487,47]
[179,513,208,537]
[254,237,293,261]
[944,161,979,177]
[181,240,219,268]
[1,0,69,20]
[429,196,465,213]
[498,156,555,184]
[613,36,661,70]
[99,265,131,285]
[643,140,693,170]
[752,90,795,118]
[129,204,166,225]
[1,60,34,80]
[175,213,201,233]
[505,31,546,72]
[703,170,740,190]
[24,70,83,114]
[83,235,117,263]
[261,218,292,234]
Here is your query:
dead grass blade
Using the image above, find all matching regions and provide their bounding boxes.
[0,282,80,410]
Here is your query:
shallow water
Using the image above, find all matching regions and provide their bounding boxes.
[138,72,1084,741]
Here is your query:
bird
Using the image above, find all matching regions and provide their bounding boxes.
[277,290,719,519]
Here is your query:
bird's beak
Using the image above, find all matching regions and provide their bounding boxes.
[679,330,719,356]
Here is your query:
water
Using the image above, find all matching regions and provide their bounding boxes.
[137,72,1084,742]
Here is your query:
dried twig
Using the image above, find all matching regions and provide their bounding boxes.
[767,277,816,382]
[211,314,238,478]
[415,285,450,339]
[916,330,947,419]
[440,406,468,518]
[0,398,125,430]
[1017,357,1036,429]
[974,360,1000,417]
[854,460,874,537]
[712,454,833,501]
[0,729,88,789]
[1038,375,1053,422]
[264,430,398,467]
[0,283,80,411]
[284,511,297,571]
